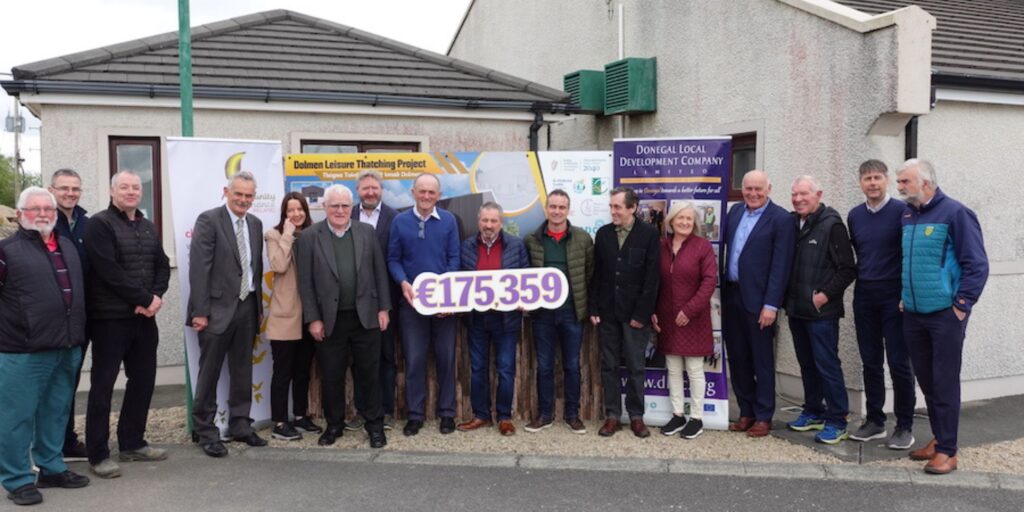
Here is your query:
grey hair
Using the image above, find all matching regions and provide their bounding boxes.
[324,184,354,203]
[898,158,937,186]
[17,186,57,210]
[228,170,258,189]
[110,170,141,187]
[479,201,504,217]
[356,169,384,185]
[792,175,821,193]
[51,168,81,186]
[664,201,700,237]
[742,169,772,188]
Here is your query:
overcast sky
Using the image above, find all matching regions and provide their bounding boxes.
[0,0,473,176]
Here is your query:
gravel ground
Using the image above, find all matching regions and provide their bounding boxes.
[81,408,1024,475]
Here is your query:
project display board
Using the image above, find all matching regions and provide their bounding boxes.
[613,137,731,430]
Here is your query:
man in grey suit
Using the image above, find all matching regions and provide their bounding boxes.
[187,171,267,458]
[297,184,391,448]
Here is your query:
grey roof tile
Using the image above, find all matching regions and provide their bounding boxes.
[834,0,1024,83]
[9,9,569,106]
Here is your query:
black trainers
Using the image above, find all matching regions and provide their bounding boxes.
[680,418,704,439]
[6,484,42,506]
[62,440,88,462]
[293,417,323,434]
[661,415,688,436]
[37,470,90,489]
[272,422,302,441]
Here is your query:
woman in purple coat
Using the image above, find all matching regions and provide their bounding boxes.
[653,201,718,439]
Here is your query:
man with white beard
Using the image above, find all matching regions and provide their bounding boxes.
[0,187,90,506]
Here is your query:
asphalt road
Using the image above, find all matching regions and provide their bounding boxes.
[22,445,1024,512]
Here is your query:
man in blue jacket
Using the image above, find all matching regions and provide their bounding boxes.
[456,202,528,436]
[722,170,795,437]
[896,159,988,475]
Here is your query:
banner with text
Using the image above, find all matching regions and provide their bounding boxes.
[168,137,284,434]
[614,136,731,430]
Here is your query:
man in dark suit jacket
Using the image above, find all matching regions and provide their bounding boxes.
[187,171,267,457]
[722,170,795,438]
[590,187,660,438]
[297,184,391,448]
[352,170,400,430]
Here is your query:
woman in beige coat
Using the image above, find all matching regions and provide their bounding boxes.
[265,192,318,441]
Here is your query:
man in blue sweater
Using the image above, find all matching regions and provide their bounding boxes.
[387,173,461,436]
[896,159,988,475]
[847,160,916,450]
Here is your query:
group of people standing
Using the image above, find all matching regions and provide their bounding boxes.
[722,159,988,477]
[0,156,988,505]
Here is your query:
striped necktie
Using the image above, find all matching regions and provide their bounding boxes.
[236,218,250,301]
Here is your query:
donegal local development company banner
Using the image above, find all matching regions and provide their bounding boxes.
[168,137,284,435]
[614,136,731,430]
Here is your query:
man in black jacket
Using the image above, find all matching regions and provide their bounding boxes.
[1,187,90,506]
[48,168,90,461]
[84,171,171,478]
[590,187,660,438]
[785,175,857,445]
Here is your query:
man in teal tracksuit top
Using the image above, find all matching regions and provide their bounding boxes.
[896,159,988,475]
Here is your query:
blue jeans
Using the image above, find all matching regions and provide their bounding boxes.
[531,308,583,420]
[853,280,915,429]
[467,313,518,421]
[0,347,82,492]
[788,317,849,428]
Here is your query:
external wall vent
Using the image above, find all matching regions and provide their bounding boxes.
[603,57,656,115]
[563,70,605,114]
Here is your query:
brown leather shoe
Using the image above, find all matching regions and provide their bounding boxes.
[729,416,755,432]
[598,418,621,437]
[924,453,958,474]
[456,418,492,432]
[498,420,516,436]
[909,439,938,461]
[746,420,772,438]
[630,418,650,438]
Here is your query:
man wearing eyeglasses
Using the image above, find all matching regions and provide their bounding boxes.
[188,171,266,457]
[48,168,90,462]
[296,184,391,448]
[387,173,461,436]
[1,187,90,505]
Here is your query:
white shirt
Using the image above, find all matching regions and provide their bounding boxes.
[865,194,891,214]
[225,205,255,292]
[415,207,441,222]
[359,202,382,228]
[329,220,352,238]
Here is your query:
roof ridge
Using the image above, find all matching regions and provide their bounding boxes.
[11,8,567,103]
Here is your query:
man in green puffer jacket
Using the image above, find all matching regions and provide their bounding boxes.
[523,190,593,435]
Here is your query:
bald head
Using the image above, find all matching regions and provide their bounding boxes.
[741,170,772,210]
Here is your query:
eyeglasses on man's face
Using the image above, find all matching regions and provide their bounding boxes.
[325,203,352,211]
[21,207,57,215]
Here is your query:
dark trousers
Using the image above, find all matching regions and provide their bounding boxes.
[789,317,849,428]
[723,287,777,421]
[905,308,968,457]
[63,342,89,449]
[270,333,315,423]
[86,316,158,464]
[399,301,457,421]
[853,280,915,429]
[467,313,518,421]
[352,313,397,416]
[192,295,257,444]
[532,307,583,420]
[318,310,383,431]
[598,320,649,419]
